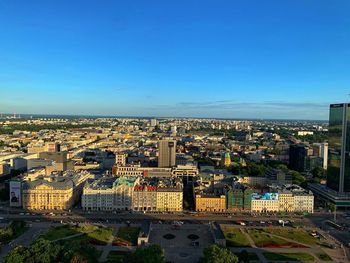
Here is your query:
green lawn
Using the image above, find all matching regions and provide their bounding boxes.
[263,252,314,261]
[247,229,298,247]
[221,226,250,247]
[316,253,333,261]
[42,224,112,245]
[115,227,140,246]
[41,225,81,241]
[87,226,113,244]
[262,228,317,245]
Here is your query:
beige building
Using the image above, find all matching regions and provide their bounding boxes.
[251,190,314,213]
[251,199,279,213]
[278,193,294,212]
[158,139,176,168]
[133,184,157,211]
[113,164,172,177]
[172,165,198,177]
[116,153,127,166]
[293,193,314,213]
[22,171,91,210]
[82,176,139,211]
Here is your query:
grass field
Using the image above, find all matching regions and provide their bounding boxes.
[221,226,250,247]
[114,227,140,246]
[42,225,81,241]
[247,229,300,248]
[316,253,333,261]
[262,228,317,245]
[42,224,112,245]
[263,252,314,261]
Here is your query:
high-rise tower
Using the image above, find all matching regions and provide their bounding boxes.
[327,103,350,193]
[158,139,176,168]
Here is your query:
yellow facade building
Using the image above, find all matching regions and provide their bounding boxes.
[156,178,183,212]
[22,171,91,210]
[195,194,226,212]
[156,189,183,212]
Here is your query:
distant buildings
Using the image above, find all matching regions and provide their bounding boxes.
[239,169,292,187]
[312,143,328,170]
[158,139,176,168]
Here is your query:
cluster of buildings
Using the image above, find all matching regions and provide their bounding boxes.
[1,113,330,214]
[82,176,183,212]
[289,142,328,172]
[194,172,314,214]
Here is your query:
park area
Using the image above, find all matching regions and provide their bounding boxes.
[0,220,28,244]
[220,226,250,247]
[113,226,140,246]
[263,252,315,261]
[246,228,307,248]
[41,224,112,245]
[261,228,318,245]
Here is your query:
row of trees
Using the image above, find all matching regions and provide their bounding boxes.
[5,238,101,263]
[5,242,246,263]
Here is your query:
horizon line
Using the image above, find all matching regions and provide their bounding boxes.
[0,112,328,122]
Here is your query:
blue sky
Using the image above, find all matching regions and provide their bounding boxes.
[0,1,349,120]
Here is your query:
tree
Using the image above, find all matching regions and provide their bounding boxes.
[199,245,239,263]
[127,244,166,263]
[291,171,305,185]
[312,167,325,180]
[5,246,29,263]
[28,239,61,263]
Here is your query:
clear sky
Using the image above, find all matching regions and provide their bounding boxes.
[0,1,349,120]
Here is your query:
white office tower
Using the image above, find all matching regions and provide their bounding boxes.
[313,143,328,170]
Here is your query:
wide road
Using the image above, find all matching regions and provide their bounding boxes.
[0,212,313,225]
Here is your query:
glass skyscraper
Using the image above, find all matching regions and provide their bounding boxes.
[327,103,350,193]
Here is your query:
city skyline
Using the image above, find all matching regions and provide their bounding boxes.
[1,1,350,119]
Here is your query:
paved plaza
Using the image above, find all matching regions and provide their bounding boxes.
[149,223,214,263]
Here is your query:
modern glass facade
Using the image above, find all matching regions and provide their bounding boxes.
[327,104,350,193]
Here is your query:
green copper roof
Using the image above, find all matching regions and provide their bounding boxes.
[113,176,137,187]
